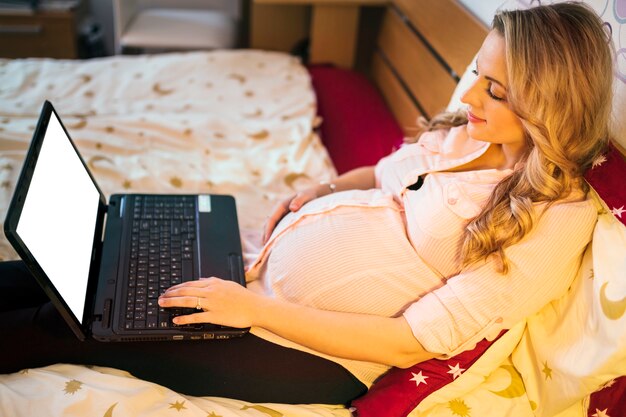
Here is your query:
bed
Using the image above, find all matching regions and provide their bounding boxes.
[1,0,625,416]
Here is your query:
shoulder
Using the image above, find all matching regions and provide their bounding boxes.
[530,195,598,241]
[541,194,597,219]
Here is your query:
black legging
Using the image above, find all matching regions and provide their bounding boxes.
[0,261,366,404]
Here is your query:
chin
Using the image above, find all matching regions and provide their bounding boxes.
[466,124,488,142]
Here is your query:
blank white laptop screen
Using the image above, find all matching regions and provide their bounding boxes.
[16,111,101,322]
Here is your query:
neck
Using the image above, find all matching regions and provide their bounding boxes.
[497,142,528,170]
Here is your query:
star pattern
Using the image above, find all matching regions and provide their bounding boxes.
[611,206,624,218]
[169,400,187,411]
[542,361,553,380]
[447,363,466,380]
[591,154,607,168]
[592,408,610,417]
[602,379,616,389]
[409,371,429,387]
[448,398,471,417]
[63,379,83,395]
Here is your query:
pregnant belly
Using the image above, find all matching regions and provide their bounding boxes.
[254,189,444,316]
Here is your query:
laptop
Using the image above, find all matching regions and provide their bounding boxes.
[4,101,249,342]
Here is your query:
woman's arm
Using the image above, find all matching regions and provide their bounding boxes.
[158,278,435,368]
[263,166,376,243]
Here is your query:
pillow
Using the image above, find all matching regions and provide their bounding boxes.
[586,375,626,417]
[307,65,404,174]
[511,196,626,417]
[584,143,626,227]
[350,331,512,417]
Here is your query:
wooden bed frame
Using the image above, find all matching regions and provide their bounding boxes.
[371,0,487,136]
[369,0,626,161]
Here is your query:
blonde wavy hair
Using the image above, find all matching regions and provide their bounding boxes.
[419,2,613,273]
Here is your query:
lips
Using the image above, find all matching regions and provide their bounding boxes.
[467,111,486,124]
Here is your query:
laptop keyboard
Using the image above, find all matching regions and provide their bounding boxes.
[123,195,198,331]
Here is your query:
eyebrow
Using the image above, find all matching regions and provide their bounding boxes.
[475,57,508,90]
[484,75,507,90]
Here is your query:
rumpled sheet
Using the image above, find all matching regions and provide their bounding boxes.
[0,50,335,262]
[0,364,350,417]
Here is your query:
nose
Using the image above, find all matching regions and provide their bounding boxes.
[460,78,481,108]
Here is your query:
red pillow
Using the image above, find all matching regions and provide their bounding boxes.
[351,333,505,417]
[584,143,626,227]
[583,143,626,417]
[307,65,404,174]
[587,376,626,417]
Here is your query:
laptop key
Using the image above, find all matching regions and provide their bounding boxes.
[124,195,204,334]
[158,315,170,328]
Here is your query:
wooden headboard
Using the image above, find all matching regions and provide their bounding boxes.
[369,0,626,161]
[371,0,488,137]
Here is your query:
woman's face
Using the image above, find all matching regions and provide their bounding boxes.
[461,30,526,148]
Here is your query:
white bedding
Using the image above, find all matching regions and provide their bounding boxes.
[0,50,335,262]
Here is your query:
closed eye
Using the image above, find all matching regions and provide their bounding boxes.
[471,69,506,102]
[486,83,505,101]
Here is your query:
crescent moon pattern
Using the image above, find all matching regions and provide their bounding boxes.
[248,130,269,140]
[153,83,174,96]
[67,119,87,129]
[88,155,115,170]
[600,281,626,320]
[103,403,117,417]
[229,73,246,84]
[489,365,526,399]
[241,405,283,417]
[170,177,183,188]
[284,172,310,189]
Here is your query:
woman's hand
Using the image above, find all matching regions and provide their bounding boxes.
[158,278,264,329]
[262,167,376,244]
[159,278,434,368]
[262,188,319,244]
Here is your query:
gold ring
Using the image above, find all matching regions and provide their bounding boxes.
[195,297,202,310]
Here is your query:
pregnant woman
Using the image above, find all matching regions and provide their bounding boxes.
[0,2,613,406]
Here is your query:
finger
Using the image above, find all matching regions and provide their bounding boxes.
[263,211,286,243]
[288,193,305,211]
[262,221,273,244]
[157,295,199,309]
[172,312,211,325]
[165,278,214,292]
[263,197,294,243]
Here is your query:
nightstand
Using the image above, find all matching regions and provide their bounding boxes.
[0,1,84,59]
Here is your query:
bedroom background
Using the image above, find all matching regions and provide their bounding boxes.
[1,0,625,417]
